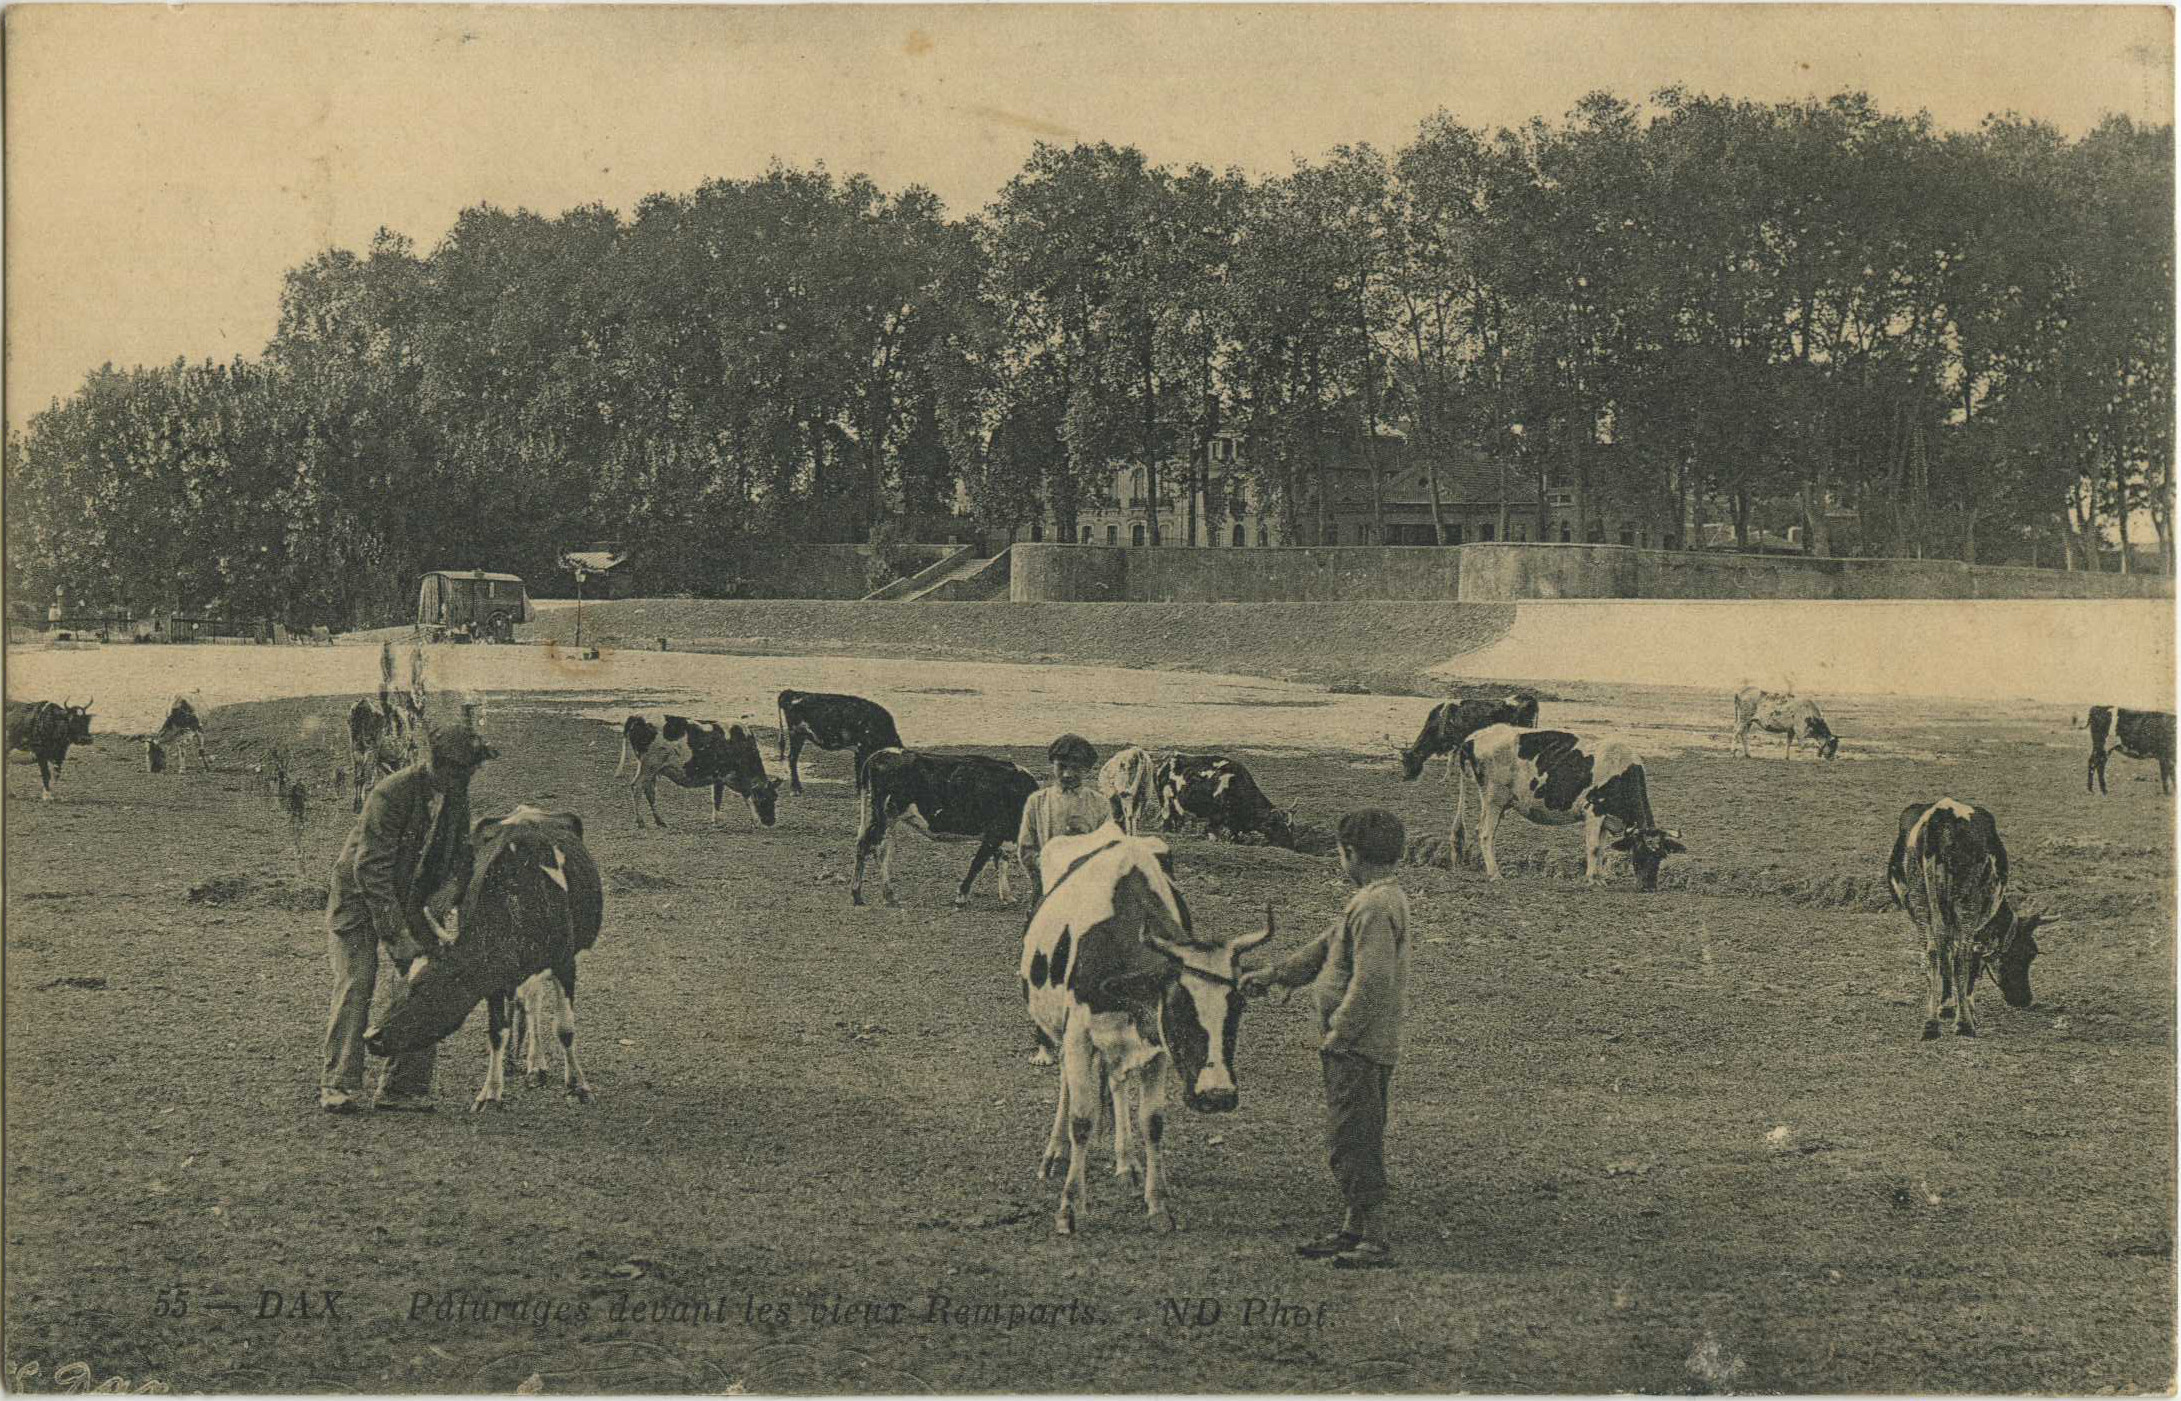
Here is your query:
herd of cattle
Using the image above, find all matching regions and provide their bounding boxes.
[4,662,2175,1222]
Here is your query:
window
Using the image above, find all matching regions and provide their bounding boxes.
[1257,524,1269,546]
[1129,468,1147,506]
[1080,524,1092,544]
[1106,524,1118,544]
[1211,438,1233,463]
[1619,527,1634,546]
[1559,523,1572,543]
[1232,523,1245,547]
[1321,524,1339,546]
[1031,523,1044,542]
[1448,524,1464,545]
[1548,489,1575,508]
[1587,523,1605,544]
[1480,523,1495,542]
[1514,525,1527,542]
[1132,523,1146,547]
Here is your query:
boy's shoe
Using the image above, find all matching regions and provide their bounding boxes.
[1295,1230,1360,1259]
[373,1094,437,1114]
[319,1091,360,1115]
[1329,1238,1393,1269]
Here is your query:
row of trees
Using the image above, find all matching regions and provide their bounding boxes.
[7,89,2172,625]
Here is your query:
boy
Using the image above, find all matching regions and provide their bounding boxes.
[1016,733,1116,905]
[1241,807,1409,1268]
[320,722,493,1115]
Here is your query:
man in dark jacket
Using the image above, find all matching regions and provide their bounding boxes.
[319,722,494,1114]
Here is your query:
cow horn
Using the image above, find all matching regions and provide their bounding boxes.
[1233,902,1275,953]
[81,696,93,711]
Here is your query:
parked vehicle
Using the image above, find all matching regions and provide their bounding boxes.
[417,570,533,642]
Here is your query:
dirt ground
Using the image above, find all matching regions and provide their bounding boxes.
[3,662,2175,1394]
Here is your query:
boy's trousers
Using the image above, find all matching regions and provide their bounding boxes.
[1321,1048,1393,1212]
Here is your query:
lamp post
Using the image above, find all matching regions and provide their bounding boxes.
[1503,423,1523,544]
[571,563,587,650]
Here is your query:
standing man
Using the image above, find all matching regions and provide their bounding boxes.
[320,722,494,1114]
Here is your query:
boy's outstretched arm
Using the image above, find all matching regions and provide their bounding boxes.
[1242,914,1337,994]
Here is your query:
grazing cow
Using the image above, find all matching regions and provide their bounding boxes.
[1397,693,1540,782]
[1732,686,1839,760]
[1020,823,1274,1234]
[1099,747,1160,836]
[2087,706,2175,795]
[152,696,212,774]
[852,749,1040,908]
[363,807,604,1109]
[1154,755,1296,848]
[1456,725,1686,889]
[5,697,95,801]
[1886,799,2052,1040]
[623,714,780,828]
[776,689,904,793]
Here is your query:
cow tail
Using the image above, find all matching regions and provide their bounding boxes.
[777,698,789,760]
[1921,826,1954,937]
[614,730,632,779]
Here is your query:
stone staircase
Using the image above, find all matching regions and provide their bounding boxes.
[903,550,1011,602]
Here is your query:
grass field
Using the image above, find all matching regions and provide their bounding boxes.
[3,678,2174,1395]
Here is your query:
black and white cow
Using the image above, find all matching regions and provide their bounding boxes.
[1398,693,1540,782]
[2086,706,2175,795]
[363,806,604,1109]
[1098,746,1160,836]
[1456,724,1687,889]
[852,748,1040,908]
[1020,824,1273,1234]
[147,696,212,774]
[622,714,780,828]
[1154,755,1296,848]
[1886,799,2052,1041]
[777,689,904,794]
[1732,686,1839,760]
[5,697,95,801]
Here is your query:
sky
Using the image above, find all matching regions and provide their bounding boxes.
[4,3,2173,431]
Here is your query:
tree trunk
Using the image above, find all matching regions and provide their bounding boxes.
[1141,338,1161,546]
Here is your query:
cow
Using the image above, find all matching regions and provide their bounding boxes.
[347,698,408,813]
[1099,747,1160,836]
[776,689,904,794]
[623,714,780,828]
[1885,799,2052,1040]
[363,806,604,1109]
[150,696,212,774]
[2087,706,2175,795]
[1732,686,1839,761]
[852,748,1040,908]
[1456,725,1687,890]
[5,697,95,801]
[1020,823,1274,1234]
[614,714,658,778]
[1397,693,1541,782]
[1154,755,1296,848]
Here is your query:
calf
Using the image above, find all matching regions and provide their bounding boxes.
[1885,799,2051,1040]
[2087,706,2175,795]
[1020,825,1274,1234]
[1732,686,1839,760]
[1154,755,1295,848]
[5,697,95,801]
[777,689,904,793]
[1456,725,1686,889]
[152,696,212,773]
[363,807,604,1109]
[1099,746,1159,836]
[852,748,1040,908]
[624,714,780,828]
